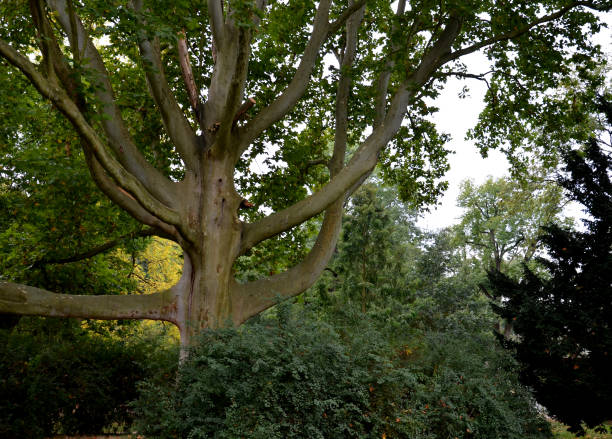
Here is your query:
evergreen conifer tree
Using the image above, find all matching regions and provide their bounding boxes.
[490,98,612,433]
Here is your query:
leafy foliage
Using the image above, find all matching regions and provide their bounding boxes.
[0,319,178,439]
[134,297,551,439]
[466,3,607,173]
[490,99,612,433]
[134,184,552,439]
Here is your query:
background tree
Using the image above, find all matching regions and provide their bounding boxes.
[455,175,571,336]
[490,98,612,433]
[457,175,566,274]
[331,182,419,312]
[0,0,609,349]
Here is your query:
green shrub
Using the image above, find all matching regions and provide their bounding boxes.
[0,318,177,439]
[411,328,551,439]
[133,302,551,439]
[134,305,376,438]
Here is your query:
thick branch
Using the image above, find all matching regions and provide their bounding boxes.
[232,198,343,324]
[208,0,225,49]
[83,148,180,241]
[0,282,176,322]
[47,0,179,206]
[214,29,253,144]
[138,37,200,167]
[231,5,368,318]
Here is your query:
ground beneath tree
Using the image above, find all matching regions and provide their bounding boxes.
[551,421,612,439]
[50,436,141,439]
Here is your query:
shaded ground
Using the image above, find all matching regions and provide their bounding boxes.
[51,436,141,439]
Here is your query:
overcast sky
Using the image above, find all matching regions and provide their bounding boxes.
[417,15,611,231]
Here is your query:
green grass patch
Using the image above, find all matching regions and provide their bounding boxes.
[552,421,612,439]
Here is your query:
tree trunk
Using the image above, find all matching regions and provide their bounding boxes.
[174,152,243,352]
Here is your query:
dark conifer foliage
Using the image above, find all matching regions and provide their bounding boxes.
[490,100,612,432]
[490,98,612,434]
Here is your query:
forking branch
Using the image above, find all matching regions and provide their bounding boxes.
[239,15,464,253]
[47,0,179,206]
[232,1,366,320]
[236,0,366,155]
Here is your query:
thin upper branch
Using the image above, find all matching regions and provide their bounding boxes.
[34,228,164,267]
[237,0,366,154]
[29,0,76,98]
[374,0,406,128]
[333,1,365,174]
[439,1,596,65]
[442,70,493,89]
[47,0,179,206]
[127,0,200,168]
[178,30,202,119]
[328,0,368,35]
[0,282,176,322]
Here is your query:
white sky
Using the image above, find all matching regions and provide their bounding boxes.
[417,15,611,231]
[416,50,502,231]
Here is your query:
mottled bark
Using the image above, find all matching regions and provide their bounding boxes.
[0,0,597,352]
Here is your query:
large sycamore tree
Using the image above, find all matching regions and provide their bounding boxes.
[0,0,608,347]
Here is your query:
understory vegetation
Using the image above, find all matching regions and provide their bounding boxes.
[0,179,583,439]
[132,299,550,439]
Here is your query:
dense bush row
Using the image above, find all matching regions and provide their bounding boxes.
[0,318,177,439]
[133,301,551,439]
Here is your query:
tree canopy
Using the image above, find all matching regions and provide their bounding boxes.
[457,175,566,273]
[0,0,610,347]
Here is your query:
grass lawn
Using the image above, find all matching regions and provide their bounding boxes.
[50,422,612,439]
[552,421,612,439]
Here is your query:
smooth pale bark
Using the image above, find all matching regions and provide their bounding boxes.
[49,0,180,205]
[0,1,602,352]
[0,282,175,321]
